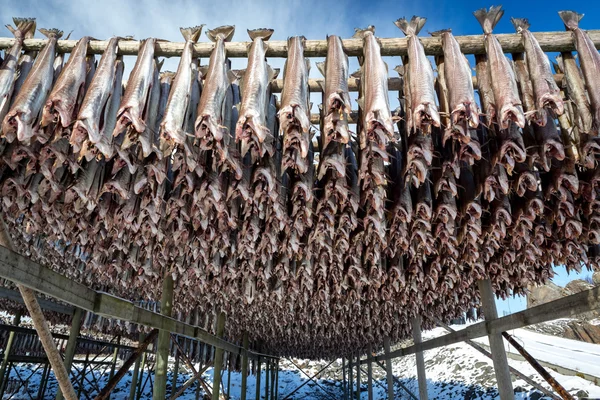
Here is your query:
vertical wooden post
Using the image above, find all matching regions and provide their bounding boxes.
[478,279,514,400]
[227,358,231,399]
[265,359,270,400]
[153,275,174,400]
[241,332,249,400]
[383,337,394,400]
[0,310,22,392]
[412,316,428,400]
[342,357,347,400]
[274,359,279,399]
[171,343,180,398]
[56,307,83,400]
[255,356,262,400]
[355,352,360,400]
[137,346,148,400]
[129,332,145,400]
[0,217,78,400]
[37,362,50,399]
[212,311,226,400]
[348,355,354,399]
[77,351,89,399]
[109,336,121,380]
[367,344,373,400]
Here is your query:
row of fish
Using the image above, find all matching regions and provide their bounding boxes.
[1,6,600,359]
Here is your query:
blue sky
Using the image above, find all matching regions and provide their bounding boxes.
[2,0,597,317]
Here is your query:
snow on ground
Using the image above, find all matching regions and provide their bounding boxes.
[2,322,599,399]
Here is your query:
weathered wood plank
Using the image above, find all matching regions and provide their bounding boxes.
[0,287,74,316]
[0,31,597,57]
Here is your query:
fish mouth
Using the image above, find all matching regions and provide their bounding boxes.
[499,104,525,129]
[540,93,565,117]
[414,103,441,130]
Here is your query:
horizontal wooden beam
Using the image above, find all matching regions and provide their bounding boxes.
[0,245,276,360]
[361,284,600,365]
[0,31,597,58]
[0,286,74,315]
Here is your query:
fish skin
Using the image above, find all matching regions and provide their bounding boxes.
[113,38,157,136]
[559,11,600,132]
[195,25,235,151]
[556,52,594,134]
[235,28,275,162]
[354,26,395,147]
[511,18,564,125]
[2,28,63,144]
[533,113,565,172]
[160,26,203,150]
[431,29,479,132]
[280,36,311,173]
[317,35,351,152]
[474,6,525,129]
[73,37,120,147]
[41,36,91,129]
[138,63,162,158]
[0,18,36,141]
[395,17,440,134]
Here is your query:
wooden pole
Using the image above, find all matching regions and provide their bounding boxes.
[153,275,174,400]
[478,279,514,400]
[78,352,89,399]
[94,329,158,400]
[348,355,353,399]
[383,337,395,400]
[226,361,231,399]
[375,361,418,400]
[241,332,249,400]
[172,342,180,398]
[136,346,148,400]
[0,310,22,392]
[342,357,347,400]
[212,312,226,400]
[265,358,270,400]
[367,344,373,400]
[0,30,597,57]
[170,334,213,398]
[502,332,574,400]
[170,363,211,400]
[0,218,78,400]
[109,336,121,380]
[255,356,262,400]
[412,317,428,400]
[129,332,146,400]
[355,352,360,400]
[56,307,83,400]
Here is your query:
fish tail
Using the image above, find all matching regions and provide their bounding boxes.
[473,6,504,34]
[510,17,530,33]
[429,28,451,37]
[396,16,427,36]
[206,25,235,43]
[7,17,36,39]
[180,25,204,43]
[38,28,63,39]
[558,11,583,31]
[247,28,274,41]
[352,25,375,39]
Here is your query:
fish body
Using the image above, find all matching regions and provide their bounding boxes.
[195,25,235,150]
[160,26,203,150]
[73,37,121,147]
[354,26,395,147]
[113,38,156,136]
[395,17,440,133]
[280,36,311,173]
[2,28,63,143]
[512,18,564,125]
[0,18,36,140]
[474,6,525,129]
[431,29,479,132]
[559,11,600,131]
[235,28,276,161]
[41,36,91,129]
[557,52,594,133]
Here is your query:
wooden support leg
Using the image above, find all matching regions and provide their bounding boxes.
[172,343,180,397]
[94,329,158,400]
[355,352,360,400]
[255,356,262,400]
[108,336,121,384]
[129,333,146,400]
[153,275,174,400]
[212,312,226,400]
[342,357,347,400]
[274,360,279,399]
[0,310,22,392]
[348,355,353,399]
[78,351,89,399]
[412,317,428,400]
[0,217,78,400]
[265,358,270,400]
[56,307,83,400]
[478,279,514,400]
[241,332,249,400]
[383,337,394,400]
[367,344,373,400]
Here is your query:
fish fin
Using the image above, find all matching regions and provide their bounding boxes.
[394,65,404,76]
[38,28,63,39]
[233,69,246,85]
[180,25,204,43]
[316,61,326,77]
[10,18,36,39]
[198,65,209,78]
[267,64,279,80]
[318,104,323,112]
[227,69,238,83]
[352,25,375,39]
[248,28,274,41]
[473,6,504,34]
[429,29,451,37]
[510,17,530,33]
[383,61,389,72]
[64,31,73,40]
[156,58,164,72]
[5,24,15,35]
[553,56,564,74]
[350,69,361,78]
[558,11,583,31]
[207,25,235,42]
[357,97,365,109]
